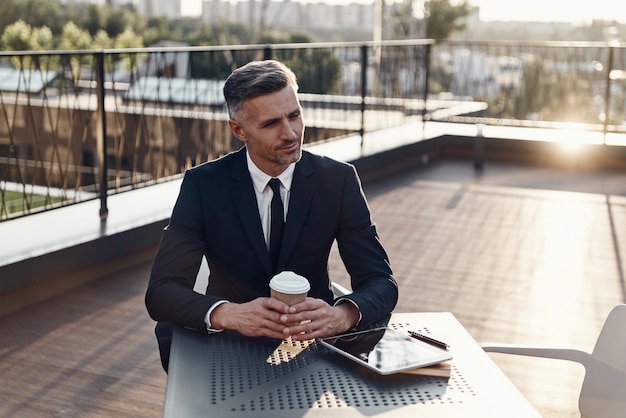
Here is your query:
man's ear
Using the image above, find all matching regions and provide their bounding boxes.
[228,120,246,142]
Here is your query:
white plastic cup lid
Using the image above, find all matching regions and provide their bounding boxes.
[269,271,310,294]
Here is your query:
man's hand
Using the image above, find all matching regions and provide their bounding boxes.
[210,298,292,339]
[278,298,360,341]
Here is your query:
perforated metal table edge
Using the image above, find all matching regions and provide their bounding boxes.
[163,312,540,418]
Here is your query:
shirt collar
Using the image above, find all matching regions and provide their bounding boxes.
[246,149,295,193]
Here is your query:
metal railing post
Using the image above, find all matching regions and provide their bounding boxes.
[603,44,615,145]
[474,124,485,170]
[95,51,108,222]
[360,44,368,154]
[422,42,432,136]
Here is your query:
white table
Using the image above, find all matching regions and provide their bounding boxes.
[164,312,540,417]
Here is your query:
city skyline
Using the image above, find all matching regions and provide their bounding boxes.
[181,0,624,25]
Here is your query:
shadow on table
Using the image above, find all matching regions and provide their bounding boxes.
[200,331,451,416]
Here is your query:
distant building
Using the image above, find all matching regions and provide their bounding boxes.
[60,0,183,17]
[145,41,191,78]
[136,0,182,17]
[59,0,135,6]
[59,0,105,4]
[201,0,375,33]
[123,77,225,107]
[0,68,72,97]
[64,0,419,40]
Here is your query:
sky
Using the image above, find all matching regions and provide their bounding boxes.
[181,0,624,25]
[469,0,622,24]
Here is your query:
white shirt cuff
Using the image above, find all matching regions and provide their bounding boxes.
[333,297,362,328]
[204,300,230,333]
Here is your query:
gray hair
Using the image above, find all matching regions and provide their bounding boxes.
[223,60,298,118]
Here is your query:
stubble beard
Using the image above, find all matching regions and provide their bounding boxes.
[274,133,303,166]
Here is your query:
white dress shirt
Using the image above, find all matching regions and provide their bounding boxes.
[246,152,295,249]
[203,152,295,331]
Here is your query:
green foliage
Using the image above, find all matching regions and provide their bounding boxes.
[260,32,342,94]
[60,22,93,79]
[1,190,65,216]
[390,0,425,39]
[427,61,453,94]
[282,49,342,94]
[83,4,108,36]
[31,26,54,50]
[0,0,67,35]
[2,20,33,52]
[1,20,55,68]
[0,0,146,50]
[142,18,171,46]
[106,7,139,39]
[112,27,145,74]
[186,30,341,95]
[113,27,144,49]
[426,0,471,40]
[92,30,112,50]
[483,58,599,124]
[61,22,92,51]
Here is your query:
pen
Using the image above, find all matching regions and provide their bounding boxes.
[408,330,450,350]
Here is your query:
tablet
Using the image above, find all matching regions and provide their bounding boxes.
[319,327,452,375]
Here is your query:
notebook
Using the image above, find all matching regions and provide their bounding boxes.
[319,326,452,375]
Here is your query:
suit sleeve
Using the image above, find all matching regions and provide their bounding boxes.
[335,165,398,329]
[145,169,219,333]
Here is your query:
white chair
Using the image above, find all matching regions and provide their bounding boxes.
[331,282,351,297]
[481,305,626,418]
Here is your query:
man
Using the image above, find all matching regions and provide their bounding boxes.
[145,60,398,371]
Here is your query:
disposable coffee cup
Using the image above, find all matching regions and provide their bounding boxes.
[269,271,310,306]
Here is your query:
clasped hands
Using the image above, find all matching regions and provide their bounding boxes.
[210,297,360,341]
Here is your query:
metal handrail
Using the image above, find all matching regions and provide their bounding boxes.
[0,39,624,221]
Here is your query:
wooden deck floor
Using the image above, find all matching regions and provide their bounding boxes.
[1,159,625,417]
[0,261,165,417]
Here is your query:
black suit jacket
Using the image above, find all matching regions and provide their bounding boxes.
[145,147,397,333]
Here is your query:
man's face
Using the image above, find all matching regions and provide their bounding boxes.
[228,85,304,177]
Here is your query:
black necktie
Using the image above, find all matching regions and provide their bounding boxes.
[268,178,284,273]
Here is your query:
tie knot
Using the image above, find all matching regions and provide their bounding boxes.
[268,178,281,194]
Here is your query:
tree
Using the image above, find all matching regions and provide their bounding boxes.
[1,20,34,52]
[142,17,171,46]
[425,0,471,40]
[265,33,342,94]
[31,26,54,51]
[83,4,108,36]
[389,0,426,39]
[60,22,93,78]
[113,27,144,75]
[0,0,66,36]
[60,22,92,51]
[1,20,54,68]
[106,6,138,39]
[92,30,112,50]
[113,27,144,49]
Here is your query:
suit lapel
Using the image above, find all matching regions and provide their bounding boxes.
[230,149,273,275]
[279,153,315,269]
